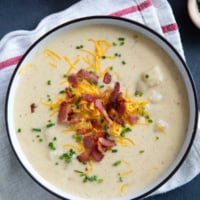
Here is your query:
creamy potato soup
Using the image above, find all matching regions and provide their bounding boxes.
[14,25,188,199]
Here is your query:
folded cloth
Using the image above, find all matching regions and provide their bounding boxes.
[0,0,199,199]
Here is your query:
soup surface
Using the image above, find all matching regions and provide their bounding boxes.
[14,24,188,200]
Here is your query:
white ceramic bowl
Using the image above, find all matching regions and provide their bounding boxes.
[5,16,198,200]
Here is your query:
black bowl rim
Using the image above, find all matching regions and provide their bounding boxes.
[5,16,199,200]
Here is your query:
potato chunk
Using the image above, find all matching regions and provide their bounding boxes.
[155,119,168,132]
[148,90,163,103]
[143,66,163,87]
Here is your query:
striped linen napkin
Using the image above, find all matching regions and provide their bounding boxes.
[0,0,200,199]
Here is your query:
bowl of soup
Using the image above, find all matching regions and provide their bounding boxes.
[5,16,198,200]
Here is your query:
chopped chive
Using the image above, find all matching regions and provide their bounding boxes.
[120,127,132,137]
[60,149,76,163]
[112,42,117,46]
[135,90,143,97]
[74,170,103,183]
[103,124,108,131]
[89,80,94,85]
[102,56,106,59]
[113,160,121,167]
[46,123,55,128]
[139,150,145,154]
[72,134,83,142]
[120,42,125,46]
[99,84,104,88]
[114,53,121,57]
[148,119,153,123]
[109,66,113,71]
[63,74,68,78]
[82,161,87,165]
[74,97,81,107]
[118,37,125,41]
[118,173,123,182]
[47,94,52,102]
[76,45,84,49]
[32,128,41,132]
[53,137,57,141]
[145,74,149,79]
[122,60,126,65]
[59,90,65,94]
[98,179,104,183]
[155,136,160,141]
[39,138,43,142]
[48,142,56,150]
[17,128,21,133]
[55,162,59,165]
[36,135,40,138]
[47,80,51,85]
[111,149,118,153]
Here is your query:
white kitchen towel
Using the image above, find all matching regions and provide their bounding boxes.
[0,0,199,199]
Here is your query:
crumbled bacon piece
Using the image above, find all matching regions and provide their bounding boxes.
[30,103,36,113]
[128,114,139,125]
[58,101,71,124]
[77,128,92,135]
[82,94,97,103]
[68,74,79,87]
[78,135,104,162]
[91,148,104,161]
[77,151,90,162]
[91,119,102,130]
[83,135,96,150]
[77,69,98,84]
[110,82,120,102]
[94,99,113,124]
[103,72,111,84]
[115,92,126,115]
[68,113,81,124]
[65,87,73,98]
[98,137,116,148]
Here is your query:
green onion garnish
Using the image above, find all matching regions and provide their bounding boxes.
[111,149,118,153]
[17,128,21,133]
[113,160,121,167]
[32,128,41,132]
[47,80,51,85]
[46,123,55,128]
[48,142,56,150]
[122,60,126,65]
[120,127,132,137]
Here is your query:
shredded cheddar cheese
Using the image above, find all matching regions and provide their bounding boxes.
[120,183,128,195]
[45,49,62,60]
[63,144,84,153]
[120,170,133,176]
[18,63,32,74]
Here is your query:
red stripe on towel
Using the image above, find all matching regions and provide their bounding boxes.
[110,0,152,17]
[161,23,178,33]
[0,55,23,70]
